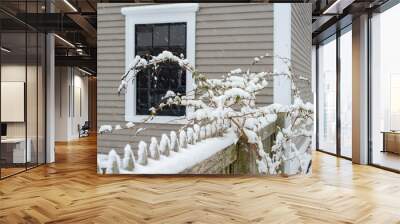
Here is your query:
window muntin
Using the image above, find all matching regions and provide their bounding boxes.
[135,23,187,116]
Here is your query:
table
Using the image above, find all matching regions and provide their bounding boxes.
[382,131,400,154]
[1,138,31,164]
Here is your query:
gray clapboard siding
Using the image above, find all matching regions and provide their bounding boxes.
[197,12,272,21]
[197,49,271,58]
[291,3,313,103]
[197,27,271,36]
[196,3,273,108]
[97,3,274,155]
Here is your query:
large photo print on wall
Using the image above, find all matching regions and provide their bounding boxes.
[97,3,314,175]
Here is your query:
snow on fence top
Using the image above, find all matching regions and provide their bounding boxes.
[97,114,277,174]
[98,129,237,174]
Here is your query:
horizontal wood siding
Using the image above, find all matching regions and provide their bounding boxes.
[98,3,147,155]
[291,3,313,103]
[197,3,274,107]
[97,3,274,155]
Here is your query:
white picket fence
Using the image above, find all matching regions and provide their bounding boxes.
[97,121,236,174]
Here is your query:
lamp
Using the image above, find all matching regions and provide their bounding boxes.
[323,0,355,15]
[1,47,11,53]
[63,0,78,12]
[78,67,93,76]
[54,34,75,48]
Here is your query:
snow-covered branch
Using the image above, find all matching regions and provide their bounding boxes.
[99,50,313,175]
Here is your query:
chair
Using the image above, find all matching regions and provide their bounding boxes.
[79,121,90,138]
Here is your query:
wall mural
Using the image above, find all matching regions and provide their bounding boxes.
[97,3,313,175]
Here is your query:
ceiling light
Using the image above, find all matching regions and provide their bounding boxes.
[323,0,341,14]
[323,0,354,15]
[78,67,93,76]
[63,0,78,12]
[54,34,75,48]
[1,47,11,53]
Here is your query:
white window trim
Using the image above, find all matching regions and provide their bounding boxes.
[121,3,199,124]
[273,3,292,106]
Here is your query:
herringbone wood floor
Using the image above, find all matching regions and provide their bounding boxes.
[1,135,400,224]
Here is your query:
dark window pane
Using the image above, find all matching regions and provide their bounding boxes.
[153,24,169,47]
[135,23,187,116]
[170,24,186,48]
[136,25,152,48]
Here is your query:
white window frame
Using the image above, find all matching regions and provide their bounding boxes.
[121,3,198,124]
[273,3,292,105]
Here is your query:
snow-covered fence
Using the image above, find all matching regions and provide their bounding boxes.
[98,50,314,175]
[276,112,313,175]
[182,117,277,174]
[97,118,280,175]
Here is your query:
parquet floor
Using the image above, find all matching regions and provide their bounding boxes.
[1,135,400,224]
[0,167,26,178]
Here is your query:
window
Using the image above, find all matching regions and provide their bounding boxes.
[370,3,400,171]
[0,0,47,179]
[122,3,199,123]
[135,23,187,116]
[339,27,352,158]
[317,35,337,155]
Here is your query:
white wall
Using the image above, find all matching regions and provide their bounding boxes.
[55,66,68,141]
[71,73,89,138]
[312,45,317,151]
[273,3,292,105]
[1,63,47,164]
[54,67,89,141]
[1,65,34,137]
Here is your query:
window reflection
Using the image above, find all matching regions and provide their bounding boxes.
[135,23,187,116]
[371,4,400,171]
[340,28,352,158]
[0,0,46,179]
[318,36,337,154]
